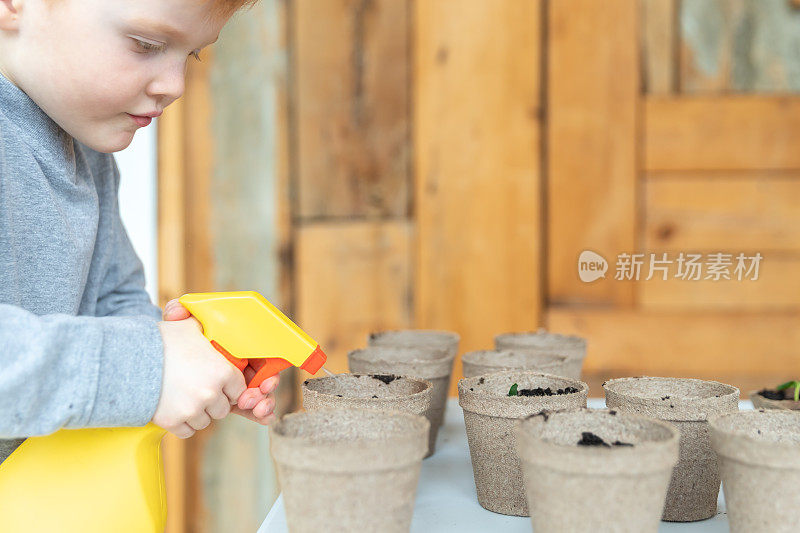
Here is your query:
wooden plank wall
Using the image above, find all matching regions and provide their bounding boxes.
[679,0,800,93]
[292,0,414,378]
[551,0,800,391]
[415,0,542,394]
[291,0,544,397]
[643,0,800,324]
[547,0,638,307]
[279,0,546,398]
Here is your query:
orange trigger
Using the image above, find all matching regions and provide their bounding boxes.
[211,340,249,372]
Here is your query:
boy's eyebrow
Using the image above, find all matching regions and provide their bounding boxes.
[127,18,220,45]
[127,18,186,39]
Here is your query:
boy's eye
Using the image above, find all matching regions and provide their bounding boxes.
[131,37,201,62]
[133,38,166,53]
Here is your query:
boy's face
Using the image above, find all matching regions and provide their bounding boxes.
[0,0,228,153]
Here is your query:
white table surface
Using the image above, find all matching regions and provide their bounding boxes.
[260,398,752,533]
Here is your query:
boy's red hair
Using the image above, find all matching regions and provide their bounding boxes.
[209,0,260,19]
[43,0,260,20]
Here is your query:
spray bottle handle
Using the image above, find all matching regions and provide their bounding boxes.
[210,340,291,388]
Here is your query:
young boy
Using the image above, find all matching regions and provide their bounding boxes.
[0,0,278,464]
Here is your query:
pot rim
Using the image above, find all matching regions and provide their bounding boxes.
[457,371,589,419]
[516,408,680,475]
[603,376,740,421]
[348,345,454,364]
[461,349,569,369]
[748,389,800,409]
[348,346,456,379]
[301,373,434,402]
[494,329,586,348]
[709,409,800,448]
[368,329,461,347]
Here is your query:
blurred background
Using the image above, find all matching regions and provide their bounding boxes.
[117,0,800,530]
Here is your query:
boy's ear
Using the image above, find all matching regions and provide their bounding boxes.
[0,0,21,31]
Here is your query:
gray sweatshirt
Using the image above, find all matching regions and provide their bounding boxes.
[0,72,164,463]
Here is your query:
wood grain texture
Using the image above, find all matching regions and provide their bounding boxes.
[294,0,410,219]
[644,173,800,252]
[680,0,800,93]
[642,0,677,94]
[645,96,800,170]
[182,50,216,294]
[198,2,291,532]
[296,221,413,375]
[414,0,542,392]
[157,94,187,533]
[547,308,800,385]
[637,254,800,311]
[175,53,218,533]
[547,0,639,306]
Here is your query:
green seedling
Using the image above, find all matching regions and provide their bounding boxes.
[508,383,519,396]
[776,380,800,402]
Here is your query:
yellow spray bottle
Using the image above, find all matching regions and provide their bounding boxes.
[0,291,326,533]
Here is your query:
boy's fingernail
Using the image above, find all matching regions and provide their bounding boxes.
[244,399,257,410]
[263,377,278,392]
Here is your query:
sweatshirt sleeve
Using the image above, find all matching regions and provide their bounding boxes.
[0,303,163,437]
[94,155,161,321]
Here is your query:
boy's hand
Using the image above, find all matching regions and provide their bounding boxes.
[162,298,279,426]
[154,317,245,439]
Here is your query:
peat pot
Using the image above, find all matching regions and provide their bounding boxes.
[457,371,588,516]
[603,377,739,522]
[270,408,429,533]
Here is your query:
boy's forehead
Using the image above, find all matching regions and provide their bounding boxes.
[119,0,229,42]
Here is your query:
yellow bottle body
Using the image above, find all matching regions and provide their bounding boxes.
[0,424,167,532]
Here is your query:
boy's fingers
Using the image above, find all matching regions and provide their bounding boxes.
[237,387,263,410]
[230,404,277,426]
[172,423,195,439]
[207,395,231,420]
[222,372,247,405]
[252,397,275,419]
[162,301,191,321]
[161,298,179,318]
[259,375,279,394]
[187,411,212,431]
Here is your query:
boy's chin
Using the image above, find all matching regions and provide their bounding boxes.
[77,130,136,154]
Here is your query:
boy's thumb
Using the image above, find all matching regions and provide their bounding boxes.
[163,299,192,321]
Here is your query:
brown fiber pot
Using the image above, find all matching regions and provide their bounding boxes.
[749,389,800,411]
[368,329,460,359]
[301,373,435,456]
[516,409,679,532]
[709,410,800,533]
[349,344,455,456]
[603,377,739,522]
[461,349,571,379]
[269,408,429,533]
[494,329,586,380]
[457,371,588,516]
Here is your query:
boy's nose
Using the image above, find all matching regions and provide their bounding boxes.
[147,64,186,104]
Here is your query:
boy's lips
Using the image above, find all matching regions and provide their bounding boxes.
[127,111,161,127]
